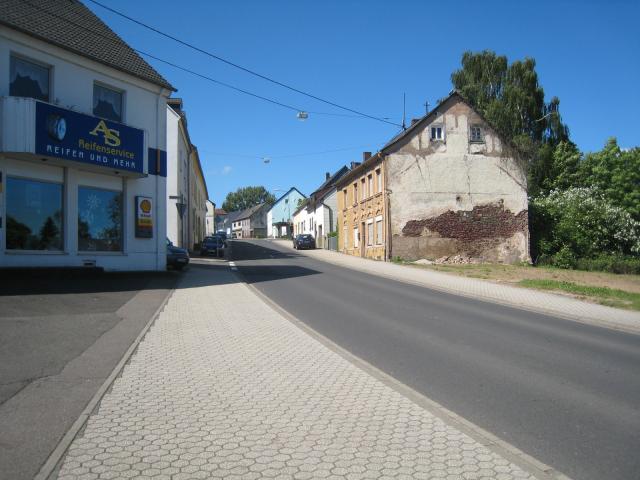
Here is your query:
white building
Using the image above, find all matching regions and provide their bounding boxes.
[0,1,174,271]
[292,167,349,248]
[166,99,208,250]
[205,200,215,236]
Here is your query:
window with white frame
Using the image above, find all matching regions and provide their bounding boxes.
[353,226,359,247]
[361,178,366,201]
[10,55,50,102]
[367,220,373,246]
[353,183,358,204]
[470,124,483,142]
[376,169,382,193]
[367,174,373,198]
[430,124,444,141]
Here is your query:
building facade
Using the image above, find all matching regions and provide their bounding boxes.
[336,155,387,260]
[232,203,268,239]
[166,99,208,251]
[384,92,529,263]
[205,200,216,236]
[267,187,305,238]
[293,168,348,248]
[0,1,174,271]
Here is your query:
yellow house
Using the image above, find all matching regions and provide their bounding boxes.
[336,153,387,260]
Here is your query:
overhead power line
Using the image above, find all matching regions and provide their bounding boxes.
[86,0,402,127]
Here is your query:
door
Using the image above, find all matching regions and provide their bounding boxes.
[318,225,323,248]
[360,221,366,257]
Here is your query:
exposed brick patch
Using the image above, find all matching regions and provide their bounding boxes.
[402,203,528,240]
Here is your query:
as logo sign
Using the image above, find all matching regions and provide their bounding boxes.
[89,120,121,147]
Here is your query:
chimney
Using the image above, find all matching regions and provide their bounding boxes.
[411,118,420,126]
[350,161,361,169]
[363,151,372,161]
[325,172,330,180]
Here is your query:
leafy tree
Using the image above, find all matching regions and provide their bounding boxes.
[579,138,640,221]
[6,216,31,249]
[222,186,276,212]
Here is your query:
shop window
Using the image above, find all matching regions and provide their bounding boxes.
[78,186,123,251]
[6,177,63,250]
[93,83,123,122]
[10,55,50,102]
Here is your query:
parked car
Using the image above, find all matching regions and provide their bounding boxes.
[166,238,189,270]
[215,231,228,242]
[293,234,315,250]
[200,236,225,257]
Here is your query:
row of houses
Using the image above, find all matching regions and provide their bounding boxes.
[0,0,210,271]
[292,92,530,264]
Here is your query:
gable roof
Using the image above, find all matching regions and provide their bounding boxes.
[310,166,350,198]
[270,187,306,210]
[0,0,175,91]
[236,203,267,221]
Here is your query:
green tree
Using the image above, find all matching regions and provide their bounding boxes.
[222,186,276,212]
[579,138,640,221]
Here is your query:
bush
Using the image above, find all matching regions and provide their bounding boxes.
[574,254,640,275]
[531,187,640,264]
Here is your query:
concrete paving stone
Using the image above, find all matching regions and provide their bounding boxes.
[56,267,540,480]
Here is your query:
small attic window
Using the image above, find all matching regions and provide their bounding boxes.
[430,125,444,141]
[470,125,483,143]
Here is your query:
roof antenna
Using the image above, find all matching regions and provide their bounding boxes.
[402,93,406,130]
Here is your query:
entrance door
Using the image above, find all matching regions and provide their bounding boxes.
[360,221,366,257]
[318,225,323,248]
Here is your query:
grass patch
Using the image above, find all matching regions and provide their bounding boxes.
[519,279,640,311]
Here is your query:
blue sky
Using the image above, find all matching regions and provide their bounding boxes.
[86,0,640,207]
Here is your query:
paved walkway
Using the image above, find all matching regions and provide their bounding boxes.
[275,241,640,334]
[56,265,555,480]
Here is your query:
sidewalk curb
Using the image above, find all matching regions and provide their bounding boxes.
[234,265,573,480]
[270,239,640,336]
[34,282,177,480]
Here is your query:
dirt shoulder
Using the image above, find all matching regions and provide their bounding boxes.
[406,262,640,311]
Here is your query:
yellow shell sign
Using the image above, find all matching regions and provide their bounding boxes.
[135,196,153,238]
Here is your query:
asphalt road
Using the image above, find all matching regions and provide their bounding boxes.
[0,269,177,480]
[231,239,640,480]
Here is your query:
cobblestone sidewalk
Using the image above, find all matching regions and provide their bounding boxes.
[57,266,550,480]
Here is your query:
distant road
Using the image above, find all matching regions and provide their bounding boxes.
[231,239,640,480]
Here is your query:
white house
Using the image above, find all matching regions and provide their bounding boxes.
[166,98,208,250]
[205,200,215,236]
[266,187,305,238]
[292,167,349,248]
[0,0,174,271]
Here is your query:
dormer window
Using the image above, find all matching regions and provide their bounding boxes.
[430,125,444,141]
[470,125,483,143]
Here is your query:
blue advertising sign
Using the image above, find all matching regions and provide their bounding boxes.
[35,102,144,174]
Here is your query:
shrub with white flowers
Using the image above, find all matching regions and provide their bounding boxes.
[531,187,640,262]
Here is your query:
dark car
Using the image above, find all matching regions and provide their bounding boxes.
[215,231,228,242]
[201,236,225,257]
[166,238,189,270]
[293,234,315,250]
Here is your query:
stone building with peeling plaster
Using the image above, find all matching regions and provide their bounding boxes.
[337,91,530,264]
